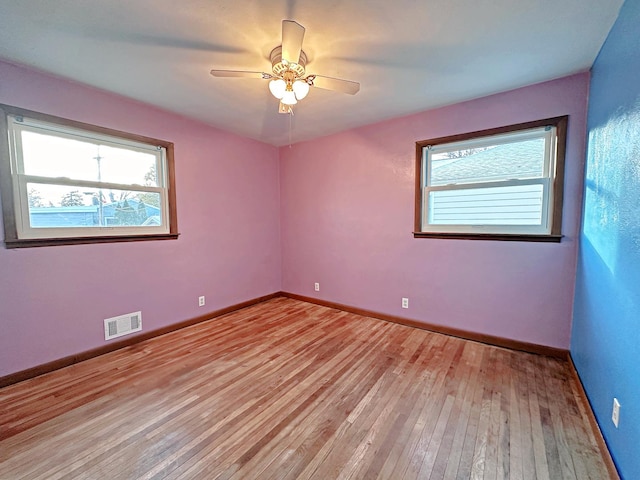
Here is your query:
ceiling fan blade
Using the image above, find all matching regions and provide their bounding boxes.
[210,69,271,79]
[281,20,305,64]
[309,75,360,95]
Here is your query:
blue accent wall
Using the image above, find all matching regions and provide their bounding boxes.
[572,0,640,478]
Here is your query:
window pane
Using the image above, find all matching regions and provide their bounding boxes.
[429,138,546,186]
[428,184,544,226]
[21,131,159,186]
[27,183,162,229]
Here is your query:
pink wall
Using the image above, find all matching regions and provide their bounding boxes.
[0,61,281,377]
[280,73,589,349]
[0,63,589,379]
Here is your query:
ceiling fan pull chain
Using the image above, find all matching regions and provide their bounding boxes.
[289,110,293,148]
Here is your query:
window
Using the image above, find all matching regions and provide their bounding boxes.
[0,104,178,248]
[414,116,567,242]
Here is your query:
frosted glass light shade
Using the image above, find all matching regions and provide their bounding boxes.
[269,79,286,99]
[281,90,298,105]
[292,80,310,100]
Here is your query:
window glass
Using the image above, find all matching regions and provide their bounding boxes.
[21,130,159,186]
[429,137,546,186]
[428,183,545,226]
[27,183,162,229]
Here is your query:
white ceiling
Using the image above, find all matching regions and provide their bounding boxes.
[0,0,623,146]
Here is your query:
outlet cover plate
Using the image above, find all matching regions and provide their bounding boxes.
[612,398,620,428]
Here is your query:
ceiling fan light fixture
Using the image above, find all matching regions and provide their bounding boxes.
[292,80,310,100]
[281,90,298,105]
[269,78,287,99]
[210,20,359,116]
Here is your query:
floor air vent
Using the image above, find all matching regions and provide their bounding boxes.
[104,311,142,340]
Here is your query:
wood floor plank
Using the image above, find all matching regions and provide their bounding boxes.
[246,338,395,480]
[454,348,488,480]
[362,335,445,479]
[387,338,460,479]
[440,345,482,479]
[418,343,475,479]
[532,356,565,480]
[565,371,613,480]
[370,336,446,479]
[494,348,512,480]
[507,352,524,480]
[148,315,385,479]
[223,319,399,480]
[332,330,430,480]
[0,297,616,479]
[525,357,551,480]
[415,342,471,480]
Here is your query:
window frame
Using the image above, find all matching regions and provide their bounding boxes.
[0,104,179,248]
[413,116,568,242]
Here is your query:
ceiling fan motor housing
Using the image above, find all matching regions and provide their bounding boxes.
[270,46,307,78]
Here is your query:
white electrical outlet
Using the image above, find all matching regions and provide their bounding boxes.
[198,296,205,307]
[612,398,620,428]
[402,297,409,309]
[314,282,320,292]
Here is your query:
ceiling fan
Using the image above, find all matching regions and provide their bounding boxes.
[210,20,360,114]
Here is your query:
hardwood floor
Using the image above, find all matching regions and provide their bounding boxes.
[0,297,614,479]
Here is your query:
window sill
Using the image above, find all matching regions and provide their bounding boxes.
[412,232,562,243]
[4,233,180,249]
